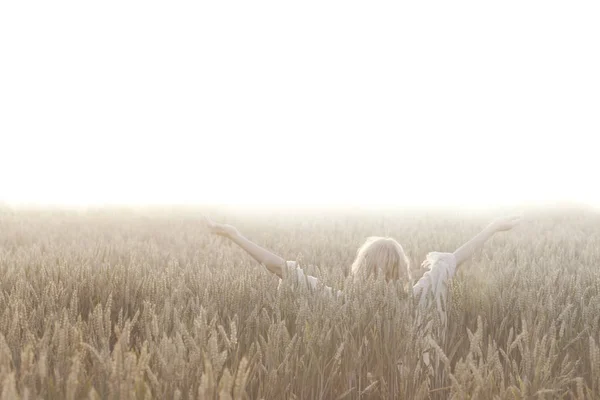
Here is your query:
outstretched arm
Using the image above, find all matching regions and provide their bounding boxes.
[203,216,285,278]
[453,215,521,270]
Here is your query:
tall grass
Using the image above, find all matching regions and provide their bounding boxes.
[1,207,600,399]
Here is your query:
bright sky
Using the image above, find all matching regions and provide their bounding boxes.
[1,1,599,208]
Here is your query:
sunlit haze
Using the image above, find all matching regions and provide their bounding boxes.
[1,1,599,209]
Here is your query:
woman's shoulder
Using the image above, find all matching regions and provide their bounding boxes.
[421,252,457,274]
[412,252,457,294]
[283,260,318,288]
[281,260,342,298]
[424,252,457,266]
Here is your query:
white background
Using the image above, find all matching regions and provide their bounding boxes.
[1,1,599,208]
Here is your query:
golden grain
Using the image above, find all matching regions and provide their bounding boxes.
[1,208,600,398]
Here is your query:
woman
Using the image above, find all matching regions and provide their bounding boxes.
[203,214,522,323]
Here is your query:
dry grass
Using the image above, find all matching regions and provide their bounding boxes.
[1,206,600,399]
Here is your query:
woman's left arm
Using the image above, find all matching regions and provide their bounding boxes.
[452,215,522,271]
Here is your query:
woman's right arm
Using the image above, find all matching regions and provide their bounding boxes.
[203,216,285,278]
[204,217,340,296]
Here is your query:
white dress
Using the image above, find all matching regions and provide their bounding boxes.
[281,252,457,323]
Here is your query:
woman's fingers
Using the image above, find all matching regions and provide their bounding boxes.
[202,216,235,238]
[202,215,223,234]
[492,214,524,231]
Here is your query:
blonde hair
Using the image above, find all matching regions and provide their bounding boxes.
[350,237,411,282]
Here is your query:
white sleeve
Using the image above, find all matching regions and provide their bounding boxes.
[279,261,342,298]
[412,252,457,322]
[282,261,319,290]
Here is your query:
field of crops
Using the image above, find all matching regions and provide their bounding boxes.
[1,206,600,399]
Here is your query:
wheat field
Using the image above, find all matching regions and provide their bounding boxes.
[1,206,600,399]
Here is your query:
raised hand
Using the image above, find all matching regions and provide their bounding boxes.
[489,215,523,232]
[202,216,239,238]
[202,215,285,277]
[453,214,524,268]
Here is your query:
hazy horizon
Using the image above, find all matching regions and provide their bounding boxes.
[2,198,600,216]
